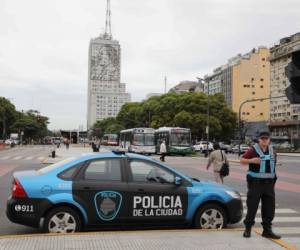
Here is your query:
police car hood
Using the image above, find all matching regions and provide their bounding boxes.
[192,179,237,192]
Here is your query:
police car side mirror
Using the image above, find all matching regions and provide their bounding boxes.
[174,176,182,185]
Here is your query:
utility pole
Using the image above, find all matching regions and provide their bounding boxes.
[164,76,167,94]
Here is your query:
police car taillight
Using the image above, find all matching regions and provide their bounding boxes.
[12,178,27,198]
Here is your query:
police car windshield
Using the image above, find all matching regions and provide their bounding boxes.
[37,157,76,174]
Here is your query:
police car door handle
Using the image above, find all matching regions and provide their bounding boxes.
[83,186,91,190]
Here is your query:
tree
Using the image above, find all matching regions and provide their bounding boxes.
[106,92,237,141]
[0,97,18,139]
[92,118,124,138]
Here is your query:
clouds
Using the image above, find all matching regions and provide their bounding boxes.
[0,0,300,129]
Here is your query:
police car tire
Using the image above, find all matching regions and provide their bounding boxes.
[43,206,82,233]
[194,203,227,229]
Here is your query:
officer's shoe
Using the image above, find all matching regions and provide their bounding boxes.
[262,229,281,239]
[243,227,251,238]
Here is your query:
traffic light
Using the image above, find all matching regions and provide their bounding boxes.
[285,47,300,104]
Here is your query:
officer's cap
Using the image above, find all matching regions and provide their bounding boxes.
[258,131,270,138]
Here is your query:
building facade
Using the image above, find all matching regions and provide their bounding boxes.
[169,80,203,94]
[204,47,270,123]
[269,33,300,146]
[87,1,130,129]
[231,47,270,123]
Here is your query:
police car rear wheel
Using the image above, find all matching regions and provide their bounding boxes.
[194,204,227,229]
[44,207,82,233]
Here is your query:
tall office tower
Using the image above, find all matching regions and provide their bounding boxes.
[87,0,131,129]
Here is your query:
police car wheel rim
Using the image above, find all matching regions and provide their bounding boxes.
[48,212,76,233]
[200,209,224,229]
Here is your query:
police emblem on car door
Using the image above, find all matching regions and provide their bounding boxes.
[94,191,122,221]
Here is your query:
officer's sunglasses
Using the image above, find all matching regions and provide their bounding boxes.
[259,136,270,140]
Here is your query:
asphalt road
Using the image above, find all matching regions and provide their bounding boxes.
[0,146,299,243]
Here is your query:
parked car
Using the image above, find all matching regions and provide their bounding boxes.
[219,143,233,154]
[232,144,250,154]
[5,139,13,145]
[193,141,213,153]
[7,151,243,233]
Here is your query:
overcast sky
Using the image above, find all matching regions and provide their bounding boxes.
[1,0,300,130]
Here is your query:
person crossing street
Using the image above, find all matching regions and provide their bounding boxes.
[159,140,167,162]
[240,131,281,239]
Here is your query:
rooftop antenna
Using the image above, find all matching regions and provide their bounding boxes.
[104,0,112,38]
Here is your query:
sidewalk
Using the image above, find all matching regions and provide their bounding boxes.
[0,229,296,250]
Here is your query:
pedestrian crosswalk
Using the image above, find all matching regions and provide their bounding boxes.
[0,154,47,162]
[236,194,300,237]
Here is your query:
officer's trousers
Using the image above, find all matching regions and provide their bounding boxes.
[244,177,276,229]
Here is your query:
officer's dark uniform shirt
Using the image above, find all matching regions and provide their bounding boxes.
[242,146,277,179]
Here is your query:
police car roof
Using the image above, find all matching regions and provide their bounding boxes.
[78,152,151,161]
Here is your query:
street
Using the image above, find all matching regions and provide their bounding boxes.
[0,146,299,247]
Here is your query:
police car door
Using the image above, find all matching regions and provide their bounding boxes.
[127,159,188,224]
[72,158,129,225]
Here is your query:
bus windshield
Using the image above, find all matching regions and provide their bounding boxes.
[170,132,191,146]
[133,133,155,146]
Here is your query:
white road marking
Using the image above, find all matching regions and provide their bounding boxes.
[244,208,298,214]
[25,156,33,160]
[253,217,300,223]
[0,156,10,160]
[271,227,300,234]
[38,156,45,160]
[12,156,22,160]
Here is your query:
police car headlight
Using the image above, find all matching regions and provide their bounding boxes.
[225,191,241,199]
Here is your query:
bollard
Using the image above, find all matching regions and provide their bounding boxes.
[51,150,56,158]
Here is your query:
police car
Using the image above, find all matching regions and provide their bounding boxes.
[6,151,243,233]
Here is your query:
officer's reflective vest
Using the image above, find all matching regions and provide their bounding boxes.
[247,144,276,179]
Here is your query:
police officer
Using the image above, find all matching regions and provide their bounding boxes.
[240,131,281,239]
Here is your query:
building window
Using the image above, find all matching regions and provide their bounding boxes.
[260,78,264,81]
[262,58,266,61]
[260,85,264,88]
[252,105,255,108]
[252,92,255,95]
[247,112,250,115]
[260,113,263,116]
[251,78,254,82]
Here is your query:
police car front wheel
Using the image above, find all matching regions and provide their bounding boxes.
[43,207,82,233]
[194,204,227,229]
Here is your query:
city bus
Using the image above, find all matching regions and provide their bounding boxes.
[119,128,155,154]
[101,134,119,146]
[155,127,193,155]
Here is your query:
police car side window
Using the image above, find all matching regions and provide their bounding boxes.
[130,160,175,184]
[84,159,121,181]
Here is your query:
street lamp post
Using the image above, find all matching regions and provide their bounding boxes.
[238,95,286,156]
[206,79,210,157]
[197,77,210,157]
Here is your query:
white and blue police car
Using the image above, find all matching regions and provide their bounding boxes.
[7,151,243,233]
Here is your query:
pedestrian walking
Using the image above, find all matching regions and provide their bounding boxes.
[206,143,229,184]
[65,139,70,150]
[159,140,167,162]
[240,131,281,239]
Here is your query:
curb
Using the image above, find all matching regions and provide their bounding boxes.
[253,228,297,250]
[0,228,295,249]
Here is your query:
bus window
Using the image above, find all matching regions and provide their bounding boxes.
[171,133,190,146]
[145,133,155,146]
[133,134,144,146]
